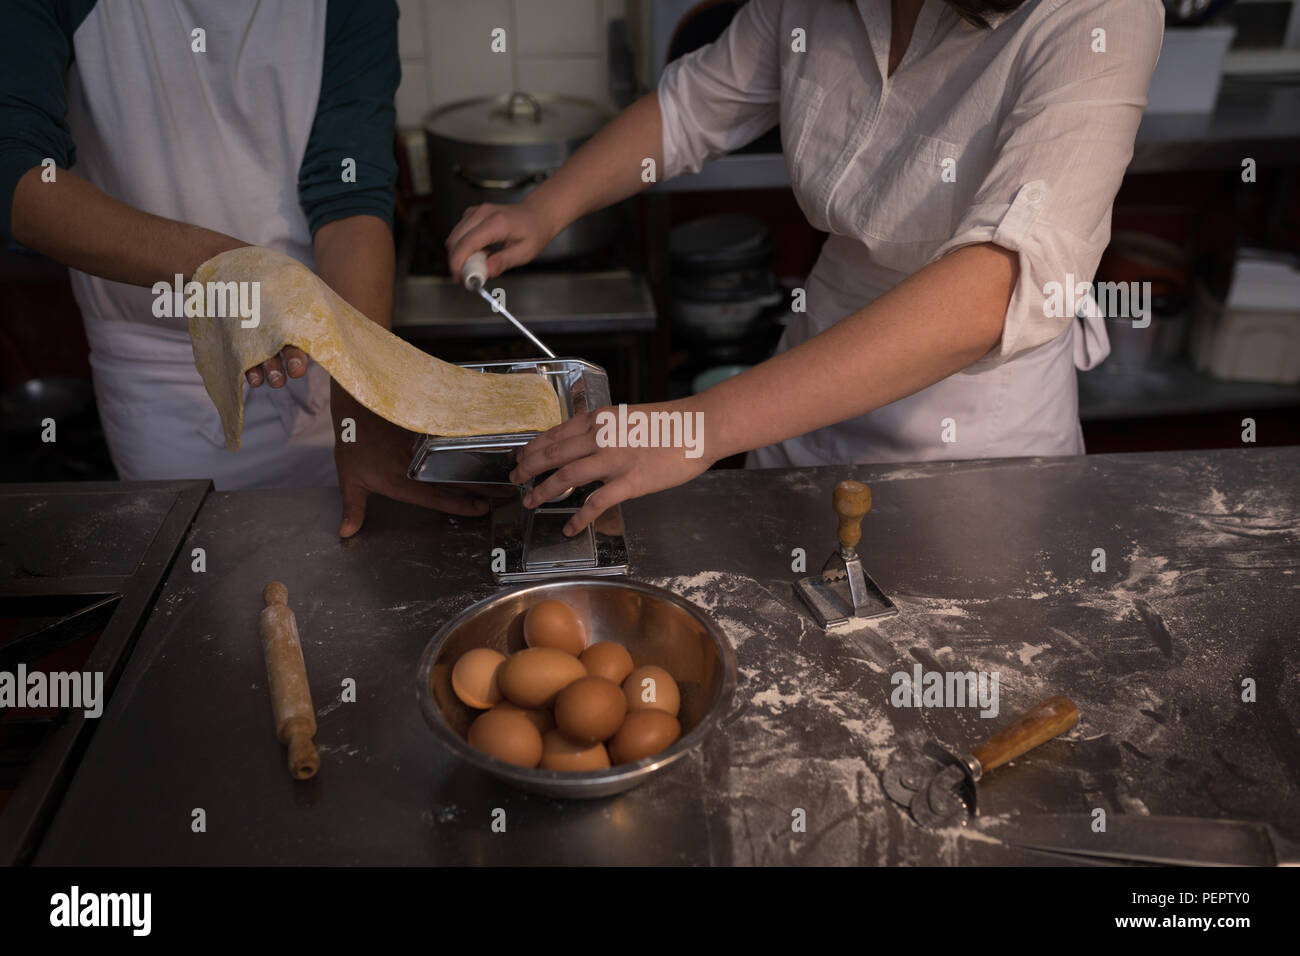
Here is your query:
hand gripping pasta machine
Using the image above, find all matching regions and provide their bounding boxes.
[407,253,629,583]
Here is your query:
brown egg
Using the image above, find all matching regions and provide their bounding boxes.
[622,665,680,717]
[467,708,543,767]
[554,676,627,744]
[608,710,681,765]
[497,647,587,708]
[539,730,611,771]
[491,700,555,734]
[450,648,506,710]
[580,641,634,685]
[523,600,587,656]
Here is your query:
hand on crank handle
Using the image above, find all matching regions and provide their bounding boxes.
[508,402,716,536]
[445,197,559,283]
[246,346,309,388]
[331,382,489,538]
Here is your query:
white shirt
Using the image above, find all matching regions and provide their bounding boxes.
[658,0,1165,465]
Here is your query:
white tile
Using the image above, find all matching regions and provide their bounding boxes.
[423,57,437,109]
[396,58,431,127]
[516,55,606,104]
[427,0,515,105]
[401,130,432,195]
[622,0,653,89]
[514,0,600,55]
[397,0,426,58]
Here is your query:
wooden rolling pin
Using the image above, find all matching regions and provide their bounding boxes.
[259,582,319,780]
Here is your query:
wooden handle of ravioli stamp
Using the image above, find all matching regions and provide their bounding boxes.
[832,481,872,551]
[259,582,319,780]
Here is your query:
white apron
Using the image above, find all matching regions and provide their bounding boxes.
[64,1,336,488]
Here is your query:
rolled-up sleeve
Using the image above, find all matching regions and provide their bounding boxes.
[657,0,783,179]
[929,0,1165,371]
[0,0,79,243]
[297,0,400,234]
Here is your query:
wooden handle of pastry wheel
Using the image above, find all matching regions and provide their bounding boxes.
[259,582,320,780]
[832,481,872,550]
[971,695,1078,775]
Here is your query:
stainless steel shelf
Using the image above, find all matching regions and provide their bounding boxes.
[650,152,790,193]
[1130,77,1300,172]
[396,270,656,337]
[1079,359,1300,421]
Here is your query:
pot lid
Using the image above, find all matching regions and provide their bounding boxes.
[424,91,609,146]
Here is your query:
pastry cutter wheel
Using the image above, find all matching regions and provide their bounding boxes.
[793,480,897,627]
[461,251,556,358]
[882,695,1079,828]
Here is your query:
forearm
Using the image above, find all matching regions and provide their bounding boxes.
[700,243,1019,458]
[313,214,394,329]
[10,166,245,285]
[314,214,395,424]
[523,92,663,239]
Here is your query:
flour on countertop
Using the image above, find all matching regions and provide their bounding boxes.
[642,474,1298,861]
[316,696,345,720]
[1016,643,1049,665]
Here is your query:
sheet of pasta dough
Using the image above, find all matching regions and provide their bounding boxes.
[188,246,562,450]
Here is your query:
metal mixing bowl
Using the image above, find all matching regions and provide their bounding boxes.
[417,578,737,798]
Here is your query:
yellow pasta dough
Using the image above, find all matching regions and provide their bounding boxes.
[188,245,562,451]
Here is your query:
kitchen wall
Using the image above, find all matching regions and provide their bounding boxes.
[396,0,629,128]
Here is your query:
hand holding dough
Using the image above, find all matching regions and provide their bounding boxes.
[188,246,562,450]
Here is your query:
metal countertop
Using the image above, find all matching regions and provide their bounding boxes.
[0,480,208,865]
[33,447,1300,865]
